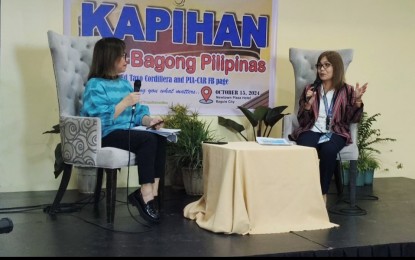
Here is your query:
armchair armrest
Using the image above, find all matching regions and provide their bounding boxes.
[59,115,101,166]
[282,114,298,140]
[350,123,358,144]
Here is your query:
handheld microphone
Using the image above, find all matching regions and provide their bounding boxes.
[306,78,322,102]
[0,218,13,234]
[132,80,141,111]
[311,78,322,91]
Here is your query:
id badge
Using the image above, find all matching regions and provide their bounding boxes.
[318,132,332,144]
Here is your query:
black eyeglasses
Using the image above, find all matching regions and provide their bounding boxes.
[315,62,332,70]
[121,52,128,60]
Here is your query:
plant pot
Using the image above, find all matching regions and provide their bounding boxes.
[342,169,350,186]
[182,167,203,196]
[364,169,375,186]
[166,155,184,189]
[356,171,365,187]
[341,169,364,187]
[76,167,97,194]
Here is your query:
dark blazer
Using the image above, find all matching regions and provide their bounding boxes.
[289,83,363,145]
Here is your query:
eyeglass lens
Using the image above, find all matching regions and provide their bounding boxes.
[315,63,331,69]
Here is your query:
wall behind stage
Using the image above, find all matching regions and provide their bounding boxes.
[0,0,414,192]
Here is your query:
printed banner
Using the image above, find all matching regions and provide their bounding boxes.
[65,0,278,115]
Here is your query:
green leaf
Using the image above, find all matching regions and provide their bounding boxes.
[43,124,60,134]
[253,106,269,123]
[218,116,245,133]
[238,106,258,127]
[264,105,288,127]
[165,104,218,169]
[357,112,400,172]
[54,143,64,178]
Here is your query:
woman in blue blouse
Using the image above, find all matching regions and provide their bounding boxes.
[81,38,165,224]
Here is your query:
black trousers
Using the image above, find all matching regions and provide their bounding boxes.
[296,131,346,194]
[102,129,167,185]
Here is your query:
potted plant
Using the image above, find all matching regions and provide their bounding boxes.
[163,104,217,195]
[342,112,402,186]
[162,104,191,189]
[218,105,288,141]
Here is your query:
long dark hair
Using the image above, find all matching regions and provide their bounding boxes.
[315,51,346,90]
[88,37,126,80]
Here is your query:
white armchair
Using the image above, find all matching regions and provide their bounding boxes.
[282,48,364,215]
[46,30,138,224]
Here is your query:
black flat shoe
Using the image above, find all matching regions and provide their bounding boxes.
[128,188,160,224]
[153,196,160,214]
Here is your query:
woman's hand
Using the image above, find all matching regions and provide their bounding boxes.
[123,92,141,107]
[148,117,164,130]
[305,89,316,105]
[304,88,316,110]
[114,92,141,119]
[355,82,368,101]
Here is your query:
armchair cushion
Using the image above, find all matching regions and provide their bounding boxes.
[96,147,136,169]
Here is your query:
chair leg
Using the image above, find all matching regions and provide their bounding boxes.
[348,160,358,207]
[94,168,104,207]
[105,169,117,224]
[45,163,72,216]
[328,160,366,216]
[334,161,343,196]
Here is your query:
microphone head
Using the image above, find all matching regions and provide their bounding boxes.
[134,80,141,92]
[312,78,322,91]
[313,78,322,86]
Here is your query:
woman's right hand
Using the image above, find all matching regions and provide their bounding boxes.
[123,92,141,107]
[114,92,141,119]
[305,89,316,109]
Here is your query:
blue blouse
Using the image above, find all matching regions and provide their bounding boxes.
[81,77,149,137]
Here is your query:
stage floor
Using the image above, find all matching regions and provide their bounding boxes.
[1,177,415,257]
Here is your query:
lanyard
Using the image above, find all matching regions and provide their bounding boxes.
[322,90,335,131]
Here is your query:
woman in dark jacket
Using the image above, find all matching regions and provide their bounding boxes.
[289,51,368,203]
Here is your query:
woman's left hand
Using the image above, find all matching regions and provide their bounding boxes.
[149,118,164,130]
[355,82,368,100]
